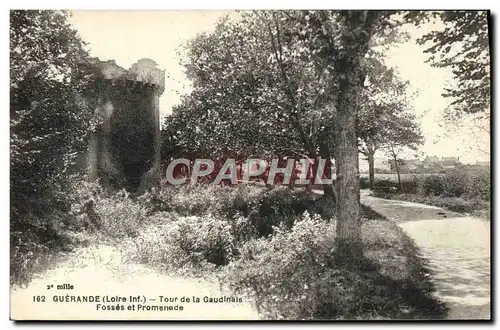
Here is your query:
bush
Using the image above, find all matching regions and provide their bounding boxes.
[371,192,489,216]
[11,225,53,286]
[121,185,341,277]
[421,170,490,200]
[465,168,490,201]
[359,177,370,189]
[252,188,318,236]
[125,214,237,275]
[222,212,337,319]
[371,169,490,217]
[401,177,420,194]
[430,196,480,213]
[222,212,445,320]
[69,181,147,240]
[441,172,468,197]
[150,185,334,239]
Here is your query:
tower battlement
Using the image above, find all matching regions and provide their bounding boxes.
[90,58,165,94]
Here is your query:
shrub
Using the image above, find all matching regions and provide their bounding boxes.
[401,177,420,194]
[372,169,490,217]
[421,170,490,200]
[11,224,53,287]
[149,184,262,217]
[431,196,479,213]
[359,177,370,189]
[371,192,489,216]
[253,188,310,236]
[222,213,445,320]
[150,184,333,239]
[69,181,147,240]
[125,214,236,275]
[222,212,337,319]
[374,179,397,189]
[466,168,490,201]
[10,209,95,287]
[441,171,469,197]
[421,175,445,196]
[160,184,224,216]
[11,178,101,287]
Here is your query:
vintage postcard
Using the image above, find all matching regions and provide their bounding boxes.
[10,9,491,321]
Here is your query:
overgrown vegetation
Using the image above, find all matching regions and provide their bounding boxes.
[10,10,96,285]
[222,214,445,319]
[12,178,447,319]
[53,182,445,319]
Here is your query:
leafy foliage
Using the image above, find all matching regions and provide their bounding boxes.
[69,181,148,239]
[162,10,432,262]
[10,10,95,285]
[162,12,332,161]
[408,11,490,115]
[421,169,490,200]
[127,214,237,274]
[10,10,95,221]
[145,184,334,238]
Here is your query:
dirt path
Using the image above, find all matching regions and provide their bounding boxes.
[360,190,491,320]
[10,244,261,320]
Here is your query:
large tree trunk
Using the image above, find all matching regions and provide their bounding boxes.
[333,11,379,263]
[335,86,363,262]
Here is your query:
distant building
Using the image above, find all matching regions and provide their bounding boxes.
[386,156,463,173]
[358,156,391,173]
[441,157,460,169]
[423,156,440,166]
[388,158,420,173]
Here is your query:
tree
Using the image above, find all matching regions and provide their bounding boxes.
[357,55,415,190]
[170,10,414,262]
[164,12,336,193]
[382,113,424,191]
[406,11,491,163]
[409,11,490,116]
[10,10,94,223]
[301,10,400,261]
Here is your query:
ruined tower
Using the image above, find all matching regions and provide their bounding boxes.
[87,58,165,193]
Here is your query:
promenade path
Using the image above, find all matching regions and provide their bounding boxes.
[360,190,491,320]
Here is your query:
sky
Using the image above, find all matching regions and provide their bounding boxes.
[68,10,490,165]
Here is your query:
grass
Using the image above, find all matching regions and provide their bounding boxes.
[372,192,490,219]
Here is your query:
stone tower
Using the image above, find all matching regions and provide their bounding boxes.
[87,58,165,193]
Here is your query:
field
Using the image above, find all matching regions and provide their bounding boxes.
[359,173,433,182]
[366,169,490,218]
